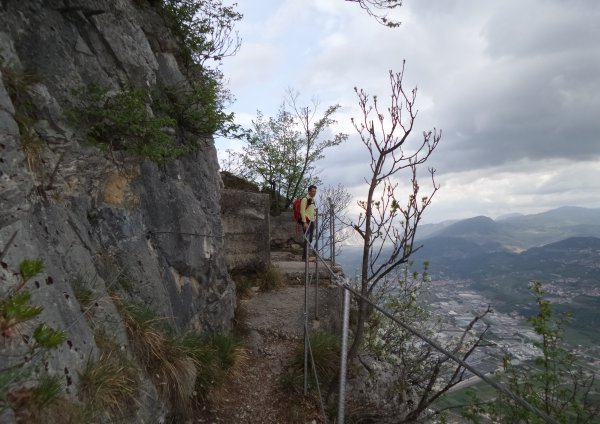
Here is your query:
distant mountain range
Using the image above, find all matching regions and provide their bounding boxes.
[405,206,600,285]
[417,206,600,252]
[335,206,600,342]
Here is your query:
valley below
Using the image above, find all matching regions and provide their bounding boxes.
[335,206,600,380]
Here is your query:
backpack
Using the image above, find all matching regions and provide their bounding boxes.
[293,198,303,223]
[293,196,313,223]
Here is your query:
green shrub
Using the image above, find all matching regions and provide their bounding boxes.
[18,259,44,281]
[179,331,244,400]
[462,282,600,423]
[156,0,244,139]
[153,77,240,139]
[159,0,242,66]
[0,259,67,421]
[282,331,340,394]
[1,292,43,328]
[70,85,187,163]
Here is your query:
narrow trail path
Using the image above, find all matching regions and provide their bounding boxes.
[196,252,342,424]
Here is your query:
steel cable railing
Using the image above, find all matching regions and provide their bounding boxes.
[300,207,561,424]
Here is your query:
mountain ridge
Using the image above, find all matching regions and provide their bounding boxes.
[418,206,600,251]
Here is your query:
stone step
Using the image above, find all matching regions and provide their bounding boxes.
[272,257,344,285]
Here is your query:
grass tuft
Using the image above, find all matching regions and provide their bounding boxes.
[257,264,285,292]
[78,351,139,419]
[281,331,340,394]
[179,331,245,401]
[113,295,246,415]
[115,297,197,413]
[70,274,96,313]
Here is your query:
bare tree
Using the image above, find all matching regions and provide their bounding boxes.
[348,61,441,362]
[359,266,492,422]
[316,183,353,258]
[219,149,252,180]
[345,0,403,27]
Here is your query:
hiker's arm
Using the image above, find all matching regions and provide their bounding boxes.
[300,197,308,226]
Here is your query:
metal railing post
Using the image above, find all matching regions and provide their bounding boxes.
[330,201,336,266]
[303,225,310,396]
[315,208,319,320]
[338,285,350,424]
[327,198,333,262]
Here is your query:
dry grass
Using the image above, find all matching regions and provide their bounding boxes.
[17,396,89,424]
[258,264,285,292]
[115,297,197,413]
[0,67,46,175]
[112,295,247,418]
[18,116,45,173]
[78,351,139,420]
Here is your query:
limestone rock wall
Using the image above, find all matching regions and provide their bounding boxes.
[270,211,303,250]
[0,0,234,419]
[221,190,270,272]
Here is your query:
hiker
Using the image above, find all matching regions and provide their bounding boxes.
[300,185,317,261]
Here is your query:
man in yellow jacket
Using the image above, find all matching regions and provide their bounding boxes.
[300,185,317,261]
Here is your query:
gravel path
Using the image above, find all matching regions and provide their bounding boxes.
[195,258,342,424]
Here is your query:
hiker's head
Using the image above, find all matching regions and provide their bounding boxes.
[308,185,317,197]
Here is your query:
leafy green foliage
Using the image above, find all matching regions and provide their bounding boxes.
[237,97,347,212]
[153,76,242,139]
[19,259,44,282]
[71,85,187,163]
[1,292,43,323]
[33,323,66,349]
[160,0,242,65]
[463,282,600,423]
[154,1,243,142]
[0,259,67,421]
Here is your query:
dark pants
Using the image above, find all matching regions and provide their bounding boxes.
[301,220,314,260]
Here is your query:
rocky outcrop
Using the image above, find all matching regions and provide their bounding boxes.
[270,211,303,250]
[0,0,234,420]
[221,190,270,272]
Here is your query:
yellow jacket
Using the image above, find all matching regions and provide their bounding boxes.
[300,195,316,223]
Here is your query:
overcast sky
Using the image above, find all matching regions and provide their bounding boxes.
[216,0,600,224]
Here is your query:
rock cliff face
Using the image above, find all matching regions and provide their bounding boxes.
[0,0,234,419]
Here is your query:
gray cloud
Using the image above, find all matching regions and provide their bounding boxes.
[217,0,600,222]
